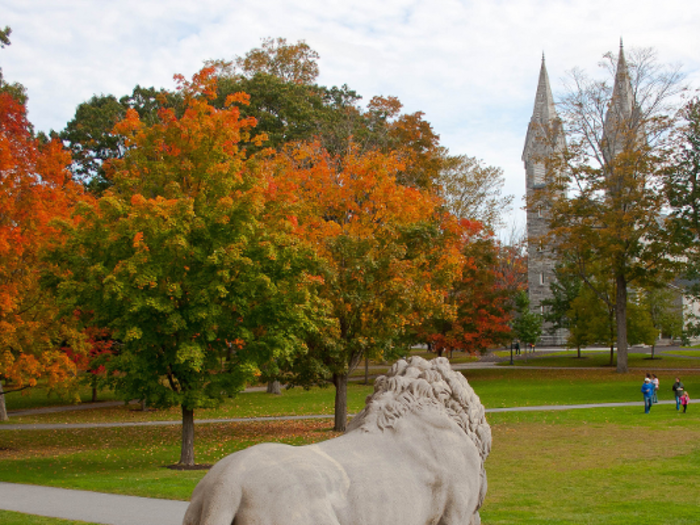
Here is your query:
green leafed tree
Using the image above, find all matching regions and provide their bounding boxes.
[438,154,513,232]
[61,86,182,194]
[512,290,543,348]
[535,45,685,372]
[48,68,323,466]
[542,262,586,356]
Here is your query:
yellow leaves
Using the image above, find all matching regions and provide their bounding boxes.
[124,327,143,342]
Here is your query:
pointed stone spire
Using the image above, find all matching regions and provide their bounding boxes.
[522,54,562,164]
[608,39,635,123]
[603,39,639,161]
[531,54,557,127]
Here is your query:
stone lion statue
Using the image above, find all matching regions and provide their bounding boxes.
[183,356,491,525]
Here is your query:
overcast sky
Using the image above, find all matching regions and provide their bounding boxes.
[2,0,700,232]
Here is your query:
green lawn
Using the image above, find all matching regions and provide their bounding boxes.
[2,406,698,524]
[2,384,118,412]
[3,366,700,524]
[5,368,700,425]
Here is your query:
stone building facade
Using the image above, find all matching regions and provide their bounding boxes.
[522,55,567,346]
[522,44,644,346]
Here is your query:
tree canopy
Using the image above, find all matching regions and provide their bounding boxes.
[49,68,326,465]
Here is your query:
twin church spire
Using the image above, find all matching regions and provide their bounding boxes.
[523,41,635,169]
[522,42,636,345]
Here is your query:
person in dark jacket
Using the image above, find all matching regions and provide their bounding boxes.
[672,377,685,411]
[641,378,654,414]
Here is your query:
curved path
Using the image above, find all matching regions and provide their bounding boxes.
[0,399,677,431]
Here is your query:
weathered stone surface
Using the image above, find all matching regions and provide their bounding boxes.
[523,56,568,345]
[183,356,491,525]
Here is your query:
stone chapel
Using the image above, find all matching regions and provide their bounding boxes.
[522,43,636,346]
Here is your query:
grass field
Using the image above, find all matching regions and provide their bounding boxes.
[2,366,700,524]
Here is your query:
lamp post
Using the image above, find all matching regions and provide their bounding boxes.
[510,341,514,365]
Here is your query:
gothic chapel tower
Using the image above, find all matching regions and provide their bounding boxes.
[522,55,566,345]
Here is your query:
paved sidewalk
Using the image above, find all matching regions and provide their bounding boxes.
[0,482,189,525]
[0,400,676,431]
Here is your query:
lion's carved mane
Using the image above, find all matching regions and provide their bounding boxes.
[347,356,491,463]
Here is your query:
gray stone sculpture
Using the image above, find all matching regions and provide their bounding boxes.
[183,356,492,525]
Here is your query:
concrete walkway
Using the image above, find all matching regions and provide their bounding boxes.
[0,482,190,525]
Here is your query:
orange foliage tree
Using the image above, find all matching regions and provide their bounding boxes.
[0,91,88,420]
[49,69,326,465]
[420,221,519,357]
[274,142,463,431]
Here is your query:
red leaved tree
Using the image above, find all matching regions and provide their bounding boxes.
[421,220,520,357]
[273,141,463,431]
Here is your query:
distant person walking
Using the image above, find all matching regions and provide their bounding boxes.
[652,374,659,404]
[680,391,690,413]
[672,377,685,411]
[641,377,654,414]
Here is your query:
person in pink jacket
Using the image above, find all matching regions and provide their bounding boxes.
[680,391,690,413]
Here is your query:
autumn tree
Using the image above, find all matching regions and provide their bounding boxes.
[0,87,88,420]
[536,45,684,372]
[236,37,320,85]
[210,39,445,189]
[61,86,182,194]
[421,221,514,357]
[274,142,462,431]
[49,68,324,465]
[438,154,513,231]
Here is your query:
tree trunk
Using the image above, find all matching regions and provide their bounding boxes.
[615,275,628,373]
[577,346,581,359]
[332,373,348,432]
[364,356,369,385]
[91,386,97,403]
[266,380,282,395]
[179,406,195,466]
[651,344,656,359]
[0,381,8,422]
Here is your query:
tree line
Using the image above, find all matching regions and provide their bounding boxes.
[0,36,522,465]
